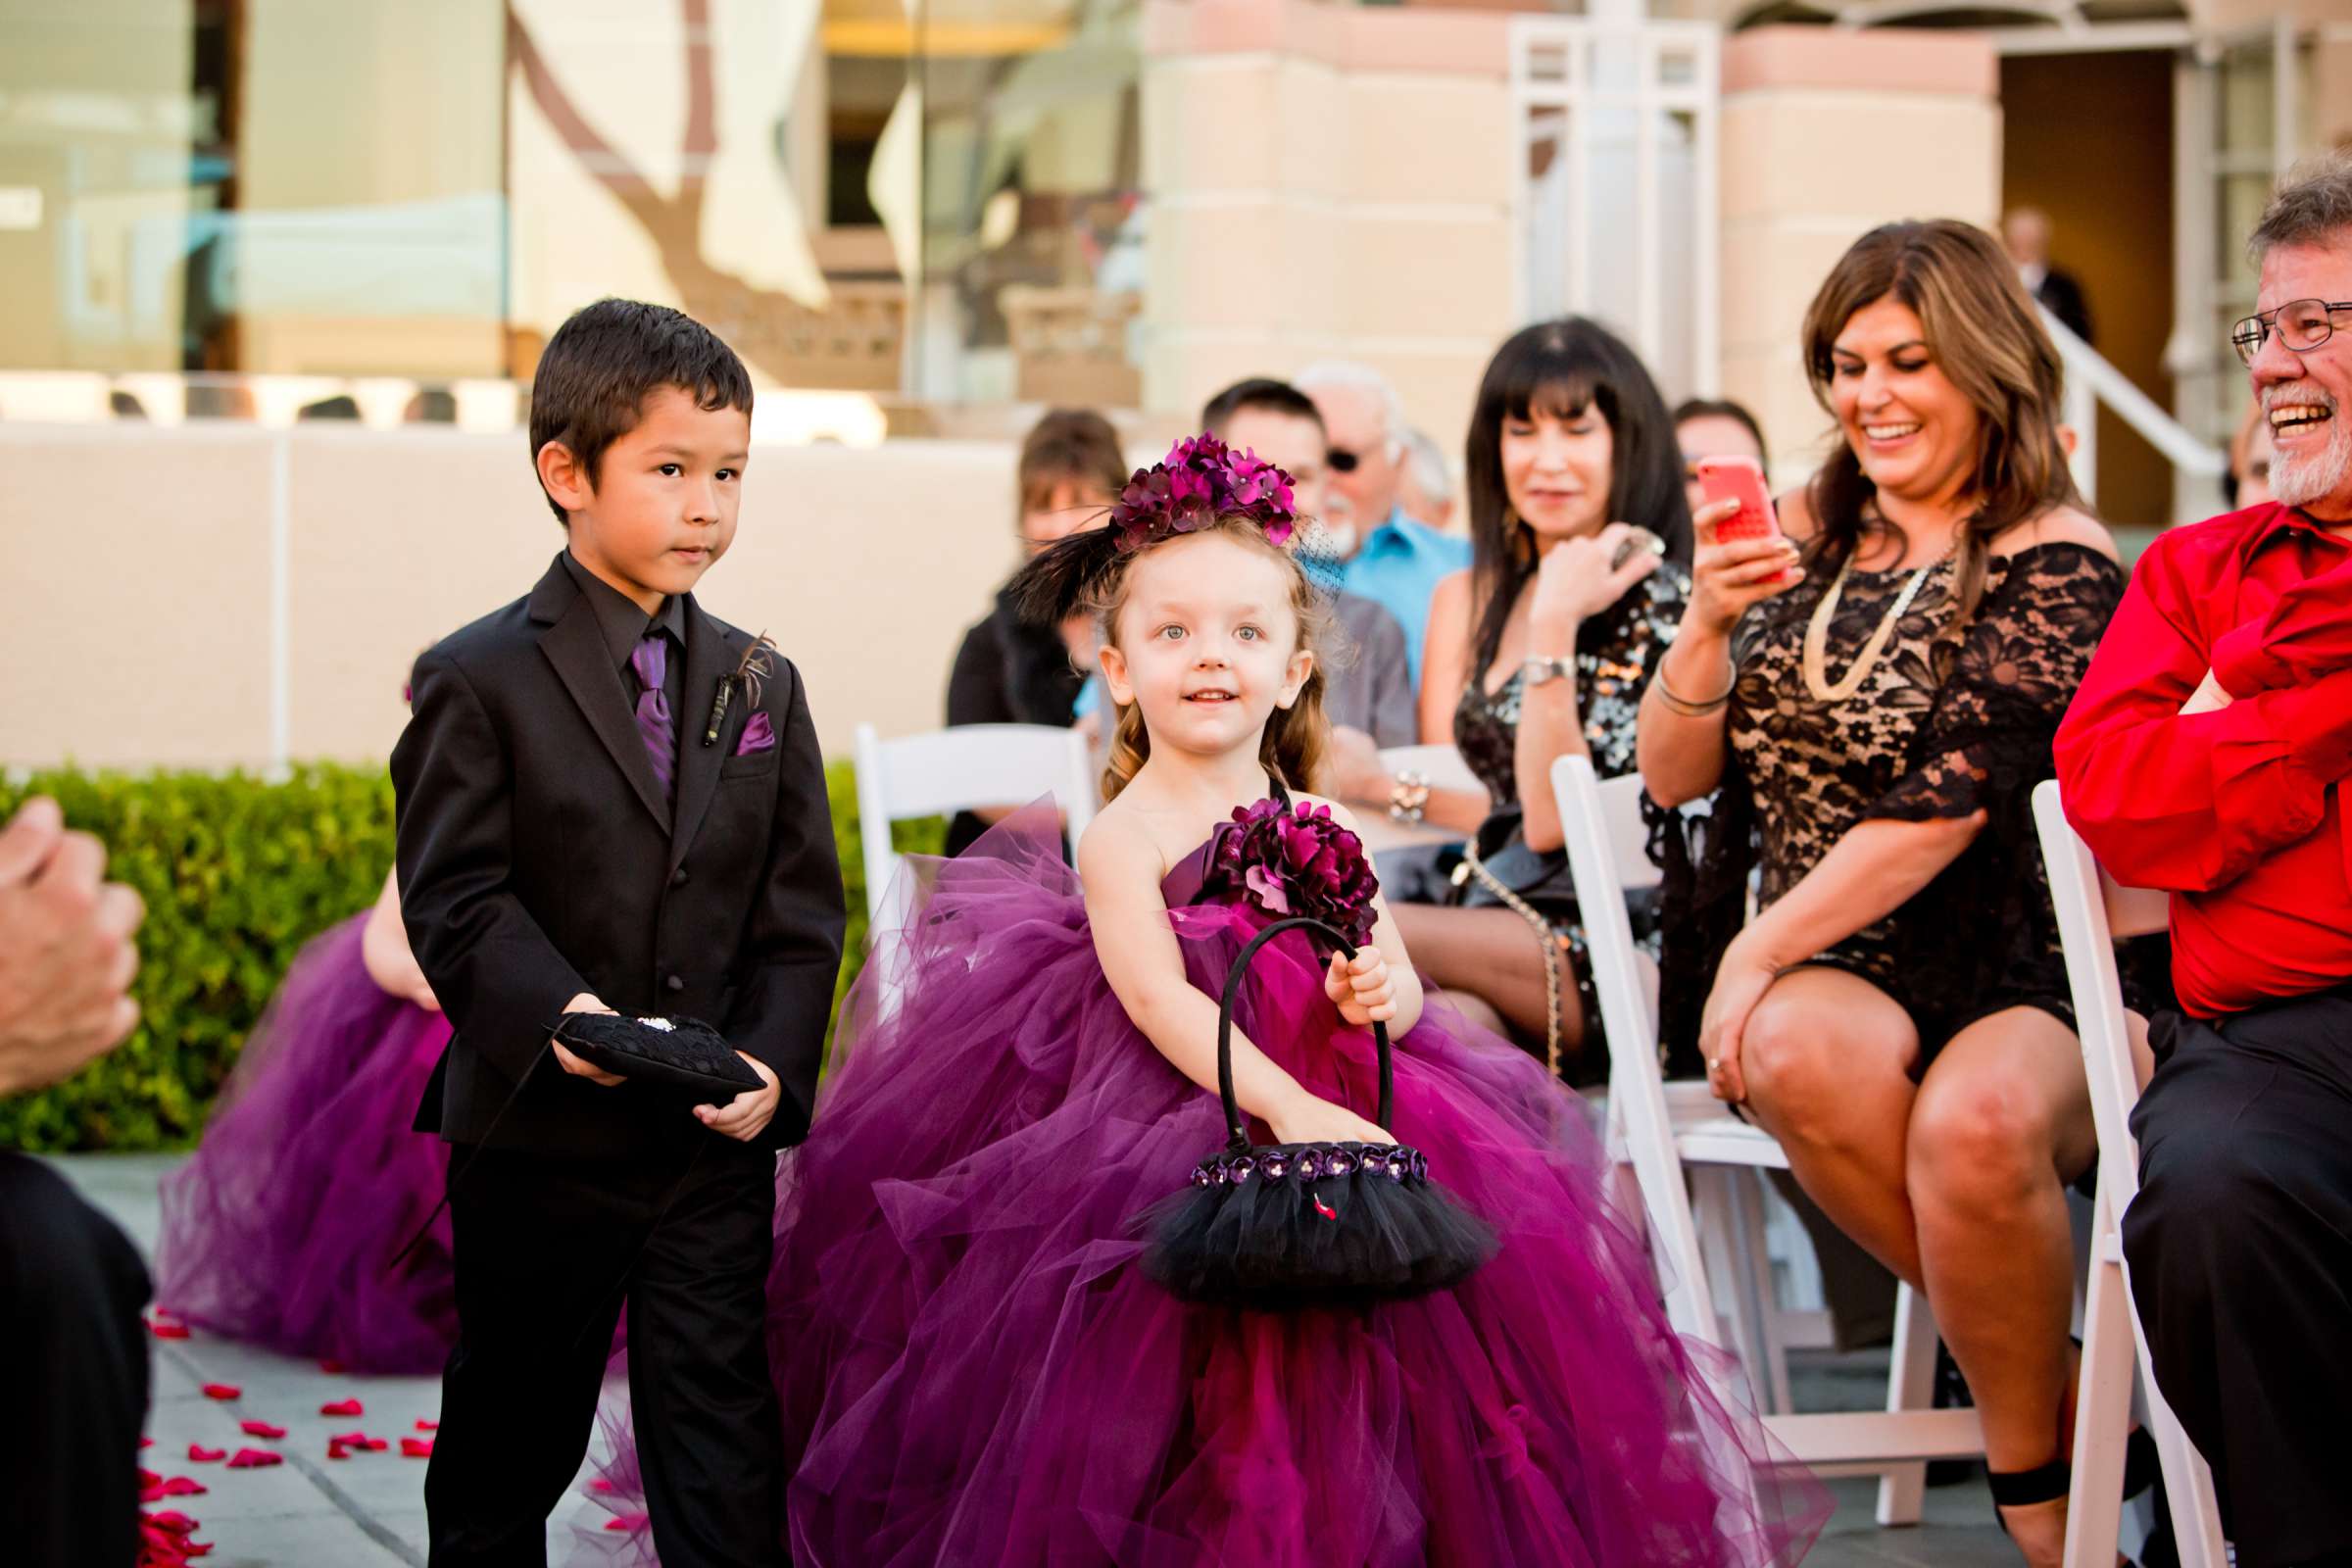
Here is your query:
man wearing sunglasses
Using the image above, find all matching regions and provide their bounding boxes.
[2055,153,2352,1568]
[1297,361,1471,694]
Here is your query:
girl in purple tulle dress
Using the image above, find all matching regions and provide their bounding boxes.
[153,868,458,1373]
[582,436,1825,1566]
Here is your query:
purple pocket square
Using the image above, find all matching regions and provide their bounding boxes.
[734,712,776,757]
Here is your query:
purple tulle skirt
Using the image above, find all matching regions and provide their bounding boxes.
[577,805,1826,1566]
[155,913,458,1374]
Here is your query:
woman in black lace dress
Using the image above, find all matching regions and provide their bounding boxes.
[1639,220,2130,1564]
[1383,319,1692,1083]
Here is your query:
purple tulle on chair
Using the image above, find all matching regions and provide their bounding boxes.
[575,801,1828,1566]
[155,913,458,1375]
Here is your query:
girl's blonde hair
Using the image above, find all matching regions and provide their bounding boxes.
[1086,514,1333,803]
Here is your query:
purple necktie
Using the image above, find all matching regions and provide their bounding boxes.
[630,633,676,805]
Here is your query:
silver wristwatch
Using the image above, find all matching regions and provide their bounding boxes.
[1518,655,1577,686]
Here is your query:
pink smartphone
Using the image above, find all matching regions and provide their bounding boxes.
[1694,455,1781,544]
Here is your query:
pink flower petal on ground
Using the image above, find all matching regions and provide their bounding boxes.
[148,1321,190,1340]
[415,1419,438,1431]
[327,1442,351,1460]
[237,1421,285,1440]
[224,1448,282,1469]
[146,1510,199,1534]
[319,1398,363,1417]
[160,1477,206,1496]
[400,1436,434,1458]
[186,1446,224,1463]
[200,1384,239,1400]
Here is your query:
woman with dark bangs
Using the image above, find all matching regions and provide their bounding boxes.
[1382,318,1692,1086]
[1640,220,2147,1562]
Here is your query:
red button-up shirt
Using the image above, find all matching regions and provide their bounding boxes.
[2054,501,2352,1017]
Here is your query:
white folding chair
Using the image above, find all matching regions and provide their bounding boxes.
[2033,780,2230,1568]
[1553,754,1984,1522]
[853,720,1098,969]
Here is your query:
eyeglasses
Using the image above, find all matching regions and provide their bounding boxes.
[2230,299,2352,367]
[1325,447,1360,473]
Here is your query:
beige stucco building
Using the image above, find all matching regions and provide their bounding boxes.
[5,0,2349,771]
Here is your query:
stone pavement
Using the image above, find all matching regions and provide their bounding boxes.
[62,1152,2060,1567]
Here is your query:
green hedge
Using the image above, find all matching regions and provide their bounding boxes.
[0,760,939,1152]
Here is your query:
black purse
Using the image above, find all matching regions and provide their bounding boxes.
[550,1011,763,1101]
[1143,916,1494,1311]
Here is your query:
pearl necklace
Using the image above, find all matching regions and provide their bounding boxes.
[1800,547,1951,704]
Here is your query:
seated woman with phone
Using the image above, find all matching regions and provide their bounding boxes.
[1370,318,1693,1085]
[1638,220,2143,1565]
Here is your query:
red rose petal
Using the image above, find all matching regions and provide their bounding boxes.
[146,1509,199,1533]
[416,1419,439,1431]
[400,1436,433,1458]
[319,1397,363,1416]
[140,1482,167,1503]
[139,1468,161,1489]
[200,1384,239,1400]
[327,1442,351,1460]
[160,1476,207,1496]
[225,1448,282,1469]
[140,1437,154,1447]
[238,1420,285,1440]
[184,1544,214,1560]
[149,1321,191,1340]
[186,1445,225,1463]
[364,1439,389,1452]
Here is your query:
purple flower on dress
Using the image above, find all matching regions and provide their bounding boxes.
[1206,796,1380,948]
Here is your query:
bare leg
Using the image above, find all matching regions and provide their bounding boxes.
[1906,1006,2098,1566]
[1388,902,1585,1056]
[1737,967,1926,1286]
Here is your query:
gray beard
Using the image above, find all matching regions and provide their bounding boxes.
[2272,416,2352,509]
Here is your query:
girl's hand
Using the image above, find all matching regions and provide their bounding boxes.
[1324,948,1396,1026]
[1529,522,1662,631]
[1688,499,1803,639]
[1697,932,1778,1103]
[1267,1092,1396,1148]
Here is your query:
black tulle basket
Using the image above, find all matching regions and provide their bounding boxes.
[1143,916,1495,1311]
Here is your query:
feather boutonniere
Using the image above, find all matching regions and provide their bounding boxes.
[703,631,779,747]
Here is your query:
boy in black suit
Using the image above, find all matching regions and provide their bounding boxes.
[393,299,844,1567]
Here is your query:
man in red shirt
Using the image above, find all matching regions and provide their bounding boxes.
[2055,154,2352,1568]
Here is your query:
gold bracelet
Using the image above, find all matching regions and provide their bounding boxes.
[1651,664,1735,717]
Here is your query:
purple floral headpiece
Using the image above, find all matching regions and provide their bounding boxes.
[1109,434,1297,554]
[1205,797,1380,949]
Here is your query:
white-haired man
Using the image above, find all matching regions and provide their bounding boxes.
[1297,361,1470,692]
[2056,154,2352,1568]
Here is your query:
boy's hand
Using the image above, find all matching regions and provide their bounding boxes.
[1324,948,1396,1027]
[552,993,625,1086]
[696,1053,780,1142]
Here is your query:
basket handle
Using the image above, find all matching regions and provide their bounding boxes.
[1214,916,1393,1152]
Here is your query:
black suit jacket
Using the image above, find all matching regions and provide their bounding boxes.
[391,553,846,1160]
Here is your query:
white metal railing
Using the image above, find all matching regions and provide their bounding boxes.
[2043,309,2225,523]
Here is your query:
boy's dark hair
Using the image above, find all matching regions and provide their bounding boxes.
[1200,376,1325,437]
[1016,409,1130,518]
[1671,396,1771,471]
[529,298,754,524]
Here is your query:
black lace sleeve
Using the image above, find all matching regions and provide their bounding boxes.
[1865,543,2125,824]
